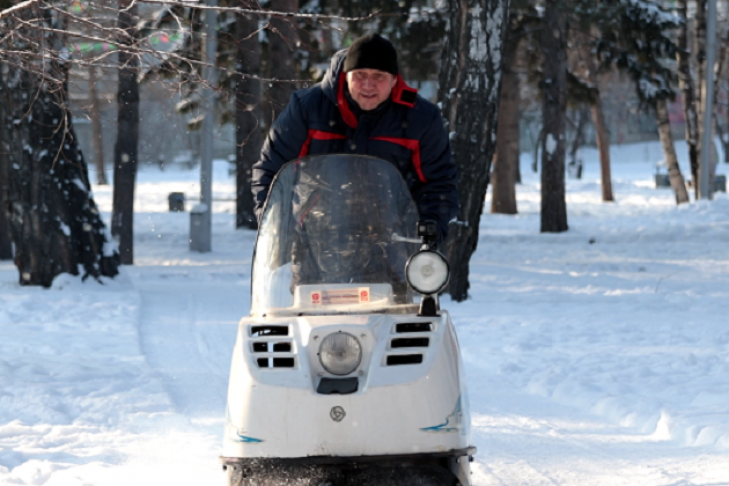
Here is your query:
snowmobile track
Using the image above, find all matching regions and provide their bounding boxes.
[225,461,461,486]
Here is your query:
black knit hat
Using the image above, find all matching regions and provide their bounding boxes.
[344,34,399,76]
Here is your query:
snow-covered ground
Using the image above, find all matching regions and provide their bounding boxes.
[1,140,729,485]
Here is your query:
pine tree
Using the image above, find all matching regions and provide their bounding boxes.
[0,5,120,285]
[2,66,120,286]
[595,0,688,204]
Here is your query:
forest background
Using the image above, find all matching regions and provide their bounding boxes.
[0,0,728,300]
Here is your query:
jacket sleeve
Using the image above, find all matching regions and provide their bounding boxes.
[252,92,309,218]
[412,108,459,244]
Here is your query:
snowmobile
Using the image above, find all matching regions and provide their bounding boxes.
[220,154,474,486]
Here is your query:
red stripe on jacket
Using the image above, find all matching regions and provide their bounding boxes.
[299,130,347,158]
[370,136,426,183]
[390,74,418,108]
[337,74,359,129]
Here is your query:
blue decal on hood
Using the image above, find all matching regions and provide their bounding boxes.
[232,433,264,443]
[421,396,463,433]
[226,405,264,443]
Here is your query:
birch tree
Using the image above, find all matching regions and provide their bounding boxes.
[676,0,699,195]
[438,0,509,301]
[656,98,689,203]
[88,66,108,185]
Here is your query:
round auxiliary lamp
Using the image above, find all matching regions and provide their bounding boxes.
[404,221,451,316]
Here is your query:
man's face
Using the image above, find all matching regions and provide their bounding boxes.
[346,69,397,111]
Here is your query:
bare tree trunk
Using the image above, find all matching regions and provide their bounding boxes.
[719,0,729,166]
[491,28,519,215]
[4,64,119,286]
[268,0,298,121]
[88,65,108,185]
[112,0,140,265]
[236,3,263,229]
[591,97,614,201]
[713,23,729,106]
[677,0,700,196]
[540,0,568,233]
[0,157,11,260]
[567,109,587,179]
[695,0,713,196]
[579,34,613,200]
[716,116,729,164]
[0,68,12,260]
[438,0,509,302]
[695,0,707,131]
[712,24,729,166]
[532,126,545,173]
[656,98,689,204]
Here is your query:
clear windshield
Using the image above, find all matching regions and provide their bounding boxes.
[251,155,420,316]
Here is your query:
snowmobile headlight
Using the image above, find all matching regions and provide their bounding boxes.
[319,332,362,376]
[406,250,450,295]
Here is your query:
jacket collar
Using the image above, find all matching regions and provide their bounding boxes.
[322,49,419,129]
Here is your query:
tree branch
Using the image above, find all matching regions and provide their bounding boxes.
[0,0,41,22]
[133,0,381,21]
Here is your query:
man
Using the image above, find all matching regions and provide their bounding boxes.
[252,33,458,243]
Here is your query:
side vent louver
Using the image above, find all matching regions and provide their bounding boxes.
[251,325,288,337]
[273,342,291,352]
[252,341,293,353]
[257,357,295,368]
[252,342,268,352]
[250,325,295,369]
[387,354,424,366]
[395,322,432,333]
[386,322,432,366]
[391,337,429,348]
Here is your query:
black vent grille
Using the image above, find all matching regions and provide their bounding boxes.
[251,325,288,337]
[252,341,293,353]
[251,325,294,369]
[257,357,295,368]
[386,354,424,366]
[391,337,429,348]
[395,322,432,333]
[273,342,292,352]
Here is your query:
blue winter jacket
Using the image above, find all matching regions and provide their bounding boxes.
[252,50,459,242]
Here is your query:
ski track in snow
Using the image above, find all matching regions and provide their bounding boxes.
[2,140,729,485]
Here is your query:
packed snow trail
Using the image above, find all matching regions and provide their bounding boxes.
[131,264,245,419]
[0,272,223,485]
[2,142,729,484]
